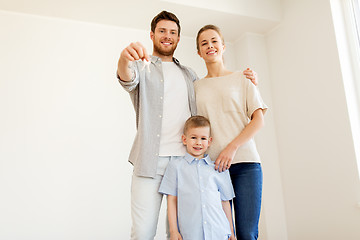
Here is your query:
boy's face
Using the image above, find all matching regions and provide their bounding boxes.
[182,126,212,159]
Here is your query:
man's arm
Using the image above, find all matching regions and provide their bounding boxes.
[167,195,182,240]
[222,200,236,240]
[117,42,150,81]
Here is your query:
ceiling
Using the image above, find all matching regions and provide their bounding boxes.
[0,0,282,41]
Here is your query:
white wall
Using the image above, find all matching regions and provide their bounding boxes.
[266,0,360,239]
[0,10,134,240]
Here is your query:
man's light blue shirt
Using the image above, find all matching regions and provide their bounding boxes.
[159,153,235,240]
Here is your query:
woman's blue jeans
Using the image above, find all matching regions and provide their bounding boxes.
[229,162,262,240]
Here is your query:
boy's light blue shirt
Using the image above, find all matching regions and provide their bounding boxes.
[159,153,235,240]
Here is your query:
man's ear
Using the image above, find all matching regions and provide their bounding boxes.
[150,31,154,41]
[181,134,187,145]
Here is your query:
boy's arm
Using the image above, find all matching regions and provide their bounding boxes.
[222,200,236,240]
[167,195,183,240]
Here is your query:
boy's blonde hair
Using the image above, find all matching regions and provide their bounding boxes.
[183,116,211,135]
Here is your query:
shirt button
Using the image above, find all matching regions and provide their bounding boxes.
[157,134,160,137]
[204,221,207,224]
[159,115,162,118]
[160,97,163,100]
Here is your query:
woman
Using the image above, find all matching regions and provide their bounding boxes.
[194,25,268,240]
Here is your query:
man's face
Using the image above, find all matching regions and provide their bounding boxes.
[150,20,180,58]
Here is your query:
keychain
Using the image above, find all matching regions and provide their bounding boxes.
[141,59,151,73]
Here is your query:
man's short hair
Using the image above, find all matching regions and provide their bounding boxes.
[151,10,181,35]
[183,116,211,135]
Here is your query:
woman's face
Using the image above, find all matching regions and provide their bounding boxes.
[197,29,225,63]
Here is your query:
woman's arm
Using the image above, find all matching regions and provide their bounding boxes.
[222,200,236,240]
[215,108,264,172]
[167,195,183,240]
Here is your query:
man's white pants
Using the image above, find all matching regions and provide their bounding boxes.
[130,156,181,240]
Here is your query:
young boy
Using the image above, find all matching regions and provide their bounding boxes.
[159,116,236,240]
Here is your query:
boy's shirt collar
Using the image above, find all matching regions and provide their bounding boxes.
[184,152,214,166]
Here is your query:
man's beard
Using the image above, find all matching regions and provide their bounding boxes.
[153,39,177,56]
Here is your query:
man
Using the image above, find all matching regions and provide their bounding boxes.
[117,10,257,240]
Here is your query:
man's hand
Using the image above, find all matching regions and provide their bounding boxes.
[117,42,150,81]
[120,42,150,62]
[243,68,258,86]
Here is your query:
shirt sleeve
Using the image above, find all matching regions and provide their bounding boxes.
[218,170,235,201]
[246,79,268,119]
[117,61,140,93]
[159,159,178,196]
[187,67,199,82]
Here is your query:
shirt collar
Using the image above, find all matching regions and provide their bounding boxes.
[184,152,214,165]
[150,55,180,65]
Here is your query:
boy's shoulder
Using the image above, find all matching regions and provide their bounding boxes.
[167,156,187,168]
[204,156,232,175]
[202,156,223,172]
